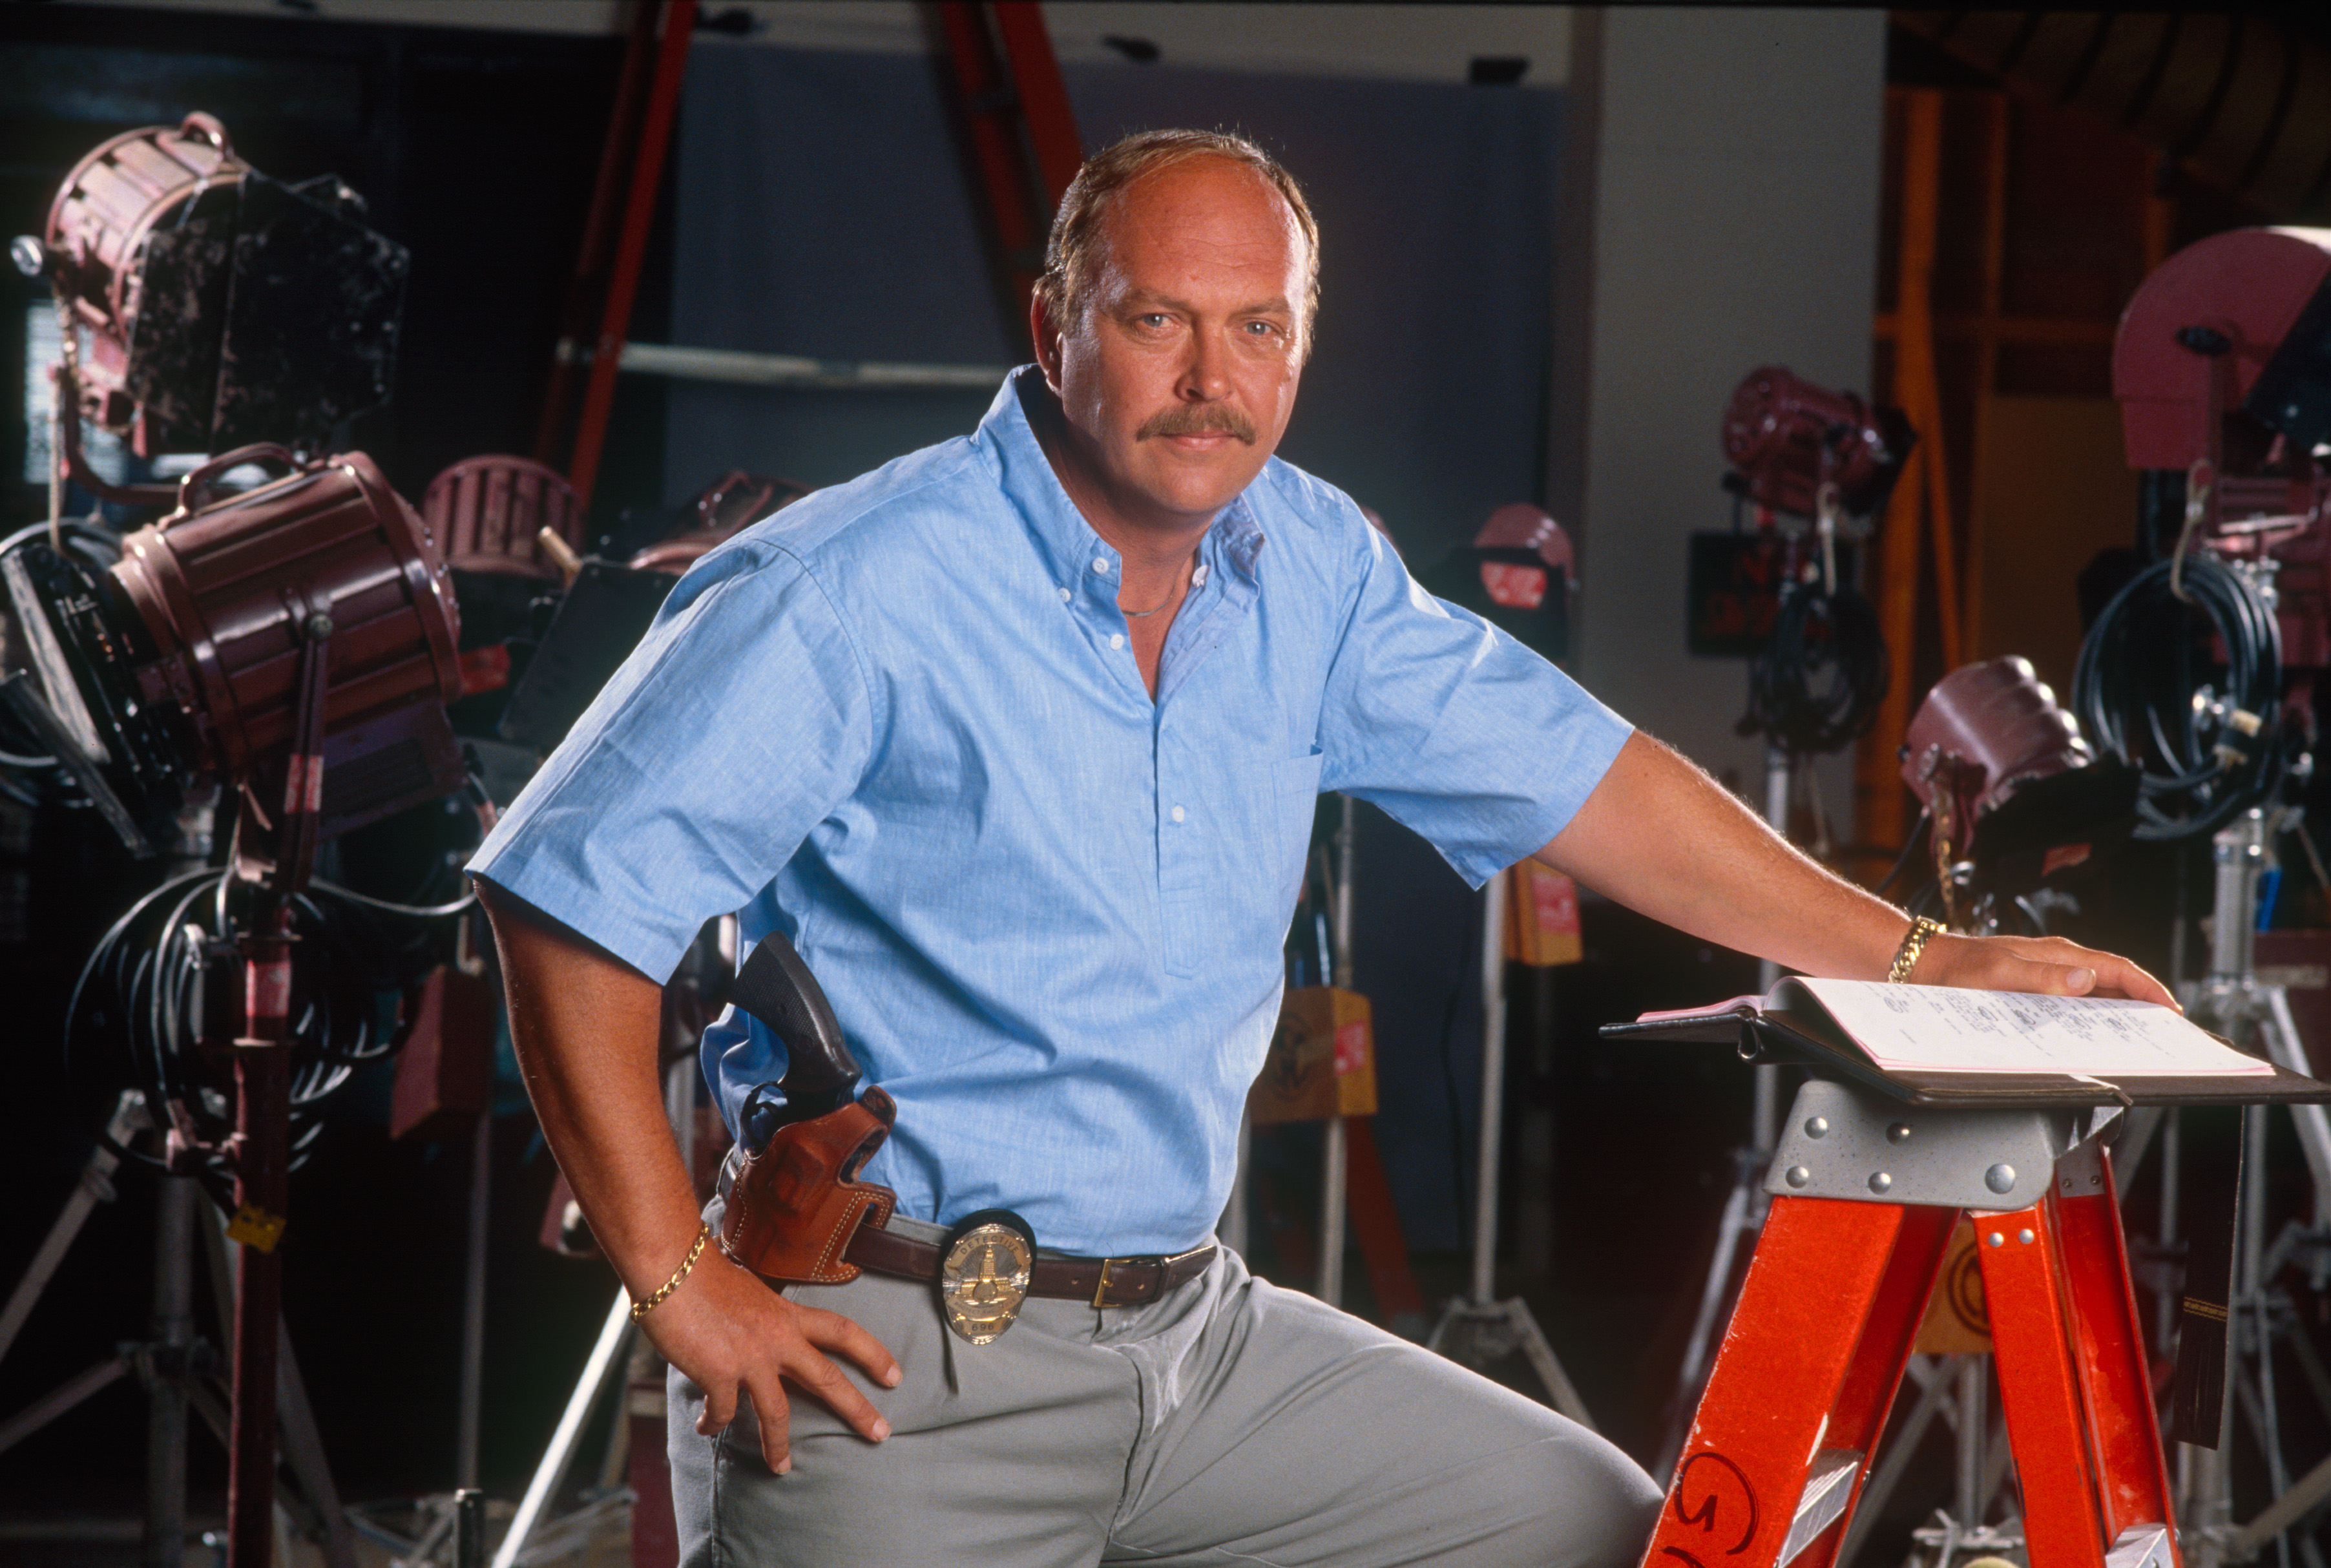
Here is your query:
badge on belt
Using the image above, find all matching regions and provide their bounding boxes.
[938,1209,1035,1344]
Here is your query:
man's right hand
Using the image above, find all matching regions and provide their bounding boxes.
[642,1244,901,1474]
[474,876,902,1474]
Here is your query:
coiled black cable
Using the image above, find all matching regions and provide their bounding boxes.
[2072,552,2283,841]
[1741,581,1891,755]
[63,796,484,1202]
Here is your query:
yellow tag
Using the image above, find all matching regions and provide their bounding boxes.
[1250,988,1376,1125]
[225,1204,287,1253]
[1912,1218,1992,1355]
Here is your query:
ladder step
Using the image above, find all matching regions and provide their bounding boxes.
[1779,1448,1863,1567]
[2104,1524,2172,1568]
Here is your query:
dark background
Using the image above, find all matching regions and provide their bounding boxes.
[0,6,2281,1560]
[0,5,1664,1529]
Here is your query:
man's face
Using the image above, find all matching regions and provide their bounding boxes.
[1036,158,1308,536]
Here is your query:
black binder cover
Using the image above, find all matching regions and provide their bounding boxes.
[1602,996,2331,1109]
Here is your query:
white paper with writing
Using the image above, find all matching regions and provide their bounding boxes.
[1793,978,2272,1078]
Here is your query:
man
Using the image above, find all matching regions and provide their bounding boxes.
[472,130,2170,1567]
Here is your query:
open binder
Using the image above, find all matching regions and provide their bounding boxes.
[1601,976,2331,1107]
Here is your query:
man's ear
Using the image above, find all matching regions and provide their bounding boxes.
[1029,289,1065,392]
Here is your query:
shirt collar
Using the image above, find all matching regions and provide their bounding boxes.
[976,366,1268,587]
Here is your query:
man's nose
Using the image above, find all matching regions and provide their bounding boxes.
[1176,326,1231,401]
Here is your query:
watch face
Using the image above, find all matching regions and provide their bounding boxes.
[939,1222,1033,1345]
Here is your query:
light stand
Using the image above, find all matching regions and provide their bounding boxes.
[2154,810,2331,1568]
[1425,868,1597,1428]
[0,1089,357,1568]
[489,1041,705,1568]
[218,610,333,1568]
[1317,794,1355,1307]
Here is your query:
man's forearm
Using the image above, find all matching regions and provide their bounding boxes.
[1538,732,1907,979]
[474,877,708,1301]
[1538,731,2174,1004]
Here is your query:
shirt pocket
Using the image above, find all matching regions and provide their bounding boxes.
[1271,750,1327,910]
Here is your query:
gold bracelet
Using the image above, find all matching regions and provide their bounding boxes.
[1888,916,1946,984]
[631,1222,713,1321]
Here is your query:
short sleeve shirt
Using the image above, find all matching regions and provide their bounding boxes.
[469,370,1631,1255]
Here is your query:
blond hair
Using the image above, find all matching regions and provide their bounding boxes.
[1033,129,1321,349]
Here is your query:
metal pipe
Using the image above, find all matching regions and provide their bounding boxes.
[1954,1356,1985,1531]
[1753,744,1790,1154]
[1319,795,1358,1306]
[457,1110,492,1492]
[143,1175,193,1568]
[226,904,295,1568]
[492,1291,633,1568]
[612,340,1010,391]
[1471,872,1509,1308]
[0,1092,138,1368]
[1318,1120,1347,1307]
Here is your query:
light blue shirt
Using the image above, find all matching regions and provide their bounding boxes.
[470,370,1631,1255]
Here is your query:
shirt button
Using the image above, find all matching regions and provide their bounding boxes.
[1171,805,1186,823]
[1109,632,1125,649]
[1092,558,1112,574]
[1058,587,1071,602]
[1192,563,1209,587]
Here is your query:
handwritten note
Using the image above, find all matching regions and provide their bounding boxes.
[1792,978,2272,1078]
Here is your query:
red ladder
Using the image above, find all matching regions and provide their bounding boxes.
[1644,1078,2179,1568]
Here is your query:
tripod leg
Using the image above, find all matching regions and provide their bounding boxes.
[491,1289,633,1568]
[2261,992,2331,1225]
[145,1173,194,1568]
[458,1108,492,1492]
[0,1355,134,1456]
[1675,1178,1755,1403]
[275,1321,357,1568]
[0,1089,140,1370]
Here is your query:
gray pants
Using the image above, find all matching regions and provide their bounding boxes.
[668,1215,1662,1568]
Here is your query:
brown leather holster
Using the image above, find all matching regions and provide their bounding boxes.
[718,1085,899,1285]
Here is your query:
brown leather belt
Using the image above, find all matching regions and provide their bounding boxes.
[846,1220,1217,1308]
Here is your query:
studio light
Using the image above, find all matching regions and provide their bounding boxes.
[12,113,408,468]
[3,447,464,854]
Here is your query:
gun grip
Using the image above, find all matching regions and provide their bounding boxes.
[729,932,859,1116]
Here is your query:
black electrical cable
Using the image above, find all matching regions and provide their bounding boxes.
[1872,810,1932,899]
[2072,552,2283,841]
[63,787,488,1198]
[1742,581,1890,756]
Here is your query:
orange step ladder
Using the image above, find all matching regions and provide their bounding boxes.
[1644,1078,2178,1568]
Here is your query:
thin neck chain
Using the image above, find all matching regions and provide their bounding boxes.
[1120,551,1195,619]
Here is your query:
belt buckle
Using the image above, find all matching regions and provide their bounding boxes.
[938,1209,1034,1345]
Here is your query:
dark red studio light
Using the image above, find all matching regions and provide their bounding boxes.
[424,455,586,581]
[1720,366,1914,523]
[8,448,464,852]
[14,112,408,462]
[1901,657,2135,888]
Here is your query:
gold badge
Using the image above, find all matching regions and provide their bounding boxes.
[939,1215,1033,1345]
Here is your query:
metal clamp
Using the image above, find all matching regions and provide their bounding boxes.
[1765,1079,2104,1210]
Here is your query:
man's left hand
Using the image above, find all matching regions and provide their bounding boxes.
[1909,930,2177,1009]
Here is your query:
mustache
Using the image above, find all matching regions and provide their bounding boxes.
[1136,405,1257,444]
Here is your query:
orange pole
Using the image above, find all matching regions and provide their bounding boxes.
[1859,89,1952,859]
[567,0,696,517]
[1896,90,1962,675]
